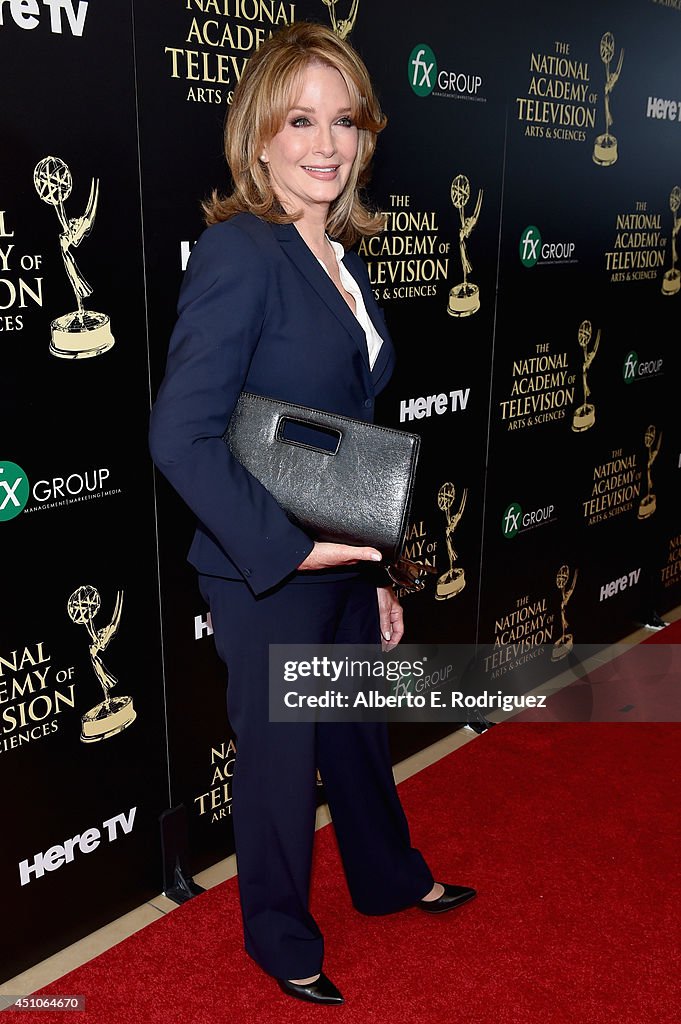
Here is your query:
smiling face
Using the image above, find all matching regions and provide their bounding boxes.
[260,62,359,222]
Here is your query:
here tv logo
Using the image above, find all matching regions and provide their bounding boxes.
[0,0,89,36]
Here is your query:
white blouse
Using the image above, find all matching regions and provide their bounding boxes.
[315,238,385,370]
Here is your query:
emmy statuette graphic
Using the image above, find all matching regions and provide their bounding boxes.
[661,186,681,296]
[572,320,601,432]
[593,33,624,166]
[67,586,135,742]
[447,175,483,317]
[34,156,115,358]
[637,425,662,520]
[435,483,467,600]
[321,0,358,38]
[551,565,578,662]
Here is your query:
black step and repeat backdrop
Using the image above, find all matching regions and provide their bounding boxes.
[1,0,679,982]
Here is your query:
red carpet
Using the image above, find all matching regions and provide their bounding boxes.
[4,716,679,1023]
[639,616,681,647]
[516,617,681,722]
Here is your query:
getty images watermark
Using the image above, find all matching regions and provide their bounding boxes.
[268,643,681,723]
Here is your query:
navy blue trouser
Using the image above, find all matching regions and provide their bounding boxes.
[199,573,434,979]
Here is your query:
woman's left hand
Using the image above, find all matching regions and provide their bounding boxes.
[377,585,404,652]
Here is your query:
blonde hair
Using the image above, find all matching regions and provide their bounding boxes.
[202,21,387,246]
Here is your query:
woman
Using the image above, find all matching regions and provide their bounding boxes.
[149,21,475,1005]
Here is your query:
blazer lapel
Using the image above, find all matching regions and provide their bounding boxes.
[271,222,370,369]
[345,254,394,383]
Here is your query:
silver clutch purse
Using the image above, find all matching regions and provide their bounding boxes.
[223,391,421,566]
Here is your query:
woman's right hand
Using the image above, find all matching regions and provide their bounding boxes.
[297,542,382,571]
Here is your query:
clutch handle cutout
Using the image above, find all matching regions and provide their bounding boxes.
[276,414,342,456]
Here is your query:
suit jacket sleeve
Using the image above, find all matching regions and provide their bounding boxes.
[149,220,314,596]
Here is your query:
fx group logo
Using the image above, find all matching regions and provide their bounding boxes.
[622,350,663,383]
[0,461,29,522]
[519,225,576,268]
[408,44,484,101]
[0,462,120,518]
[408,44,437,96]
[502,501,556,539]
[519,226,542,267]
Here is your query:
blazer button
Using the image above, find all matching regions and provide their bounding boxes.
[243,568,251,577]
[364,398,373,409]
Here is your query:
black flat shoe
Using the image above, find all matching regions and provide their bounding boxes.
[417,883,477,914]
[277,972,345,1005]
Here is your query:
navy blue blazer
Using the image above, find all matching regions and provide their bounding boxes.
[149,212,396,596]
